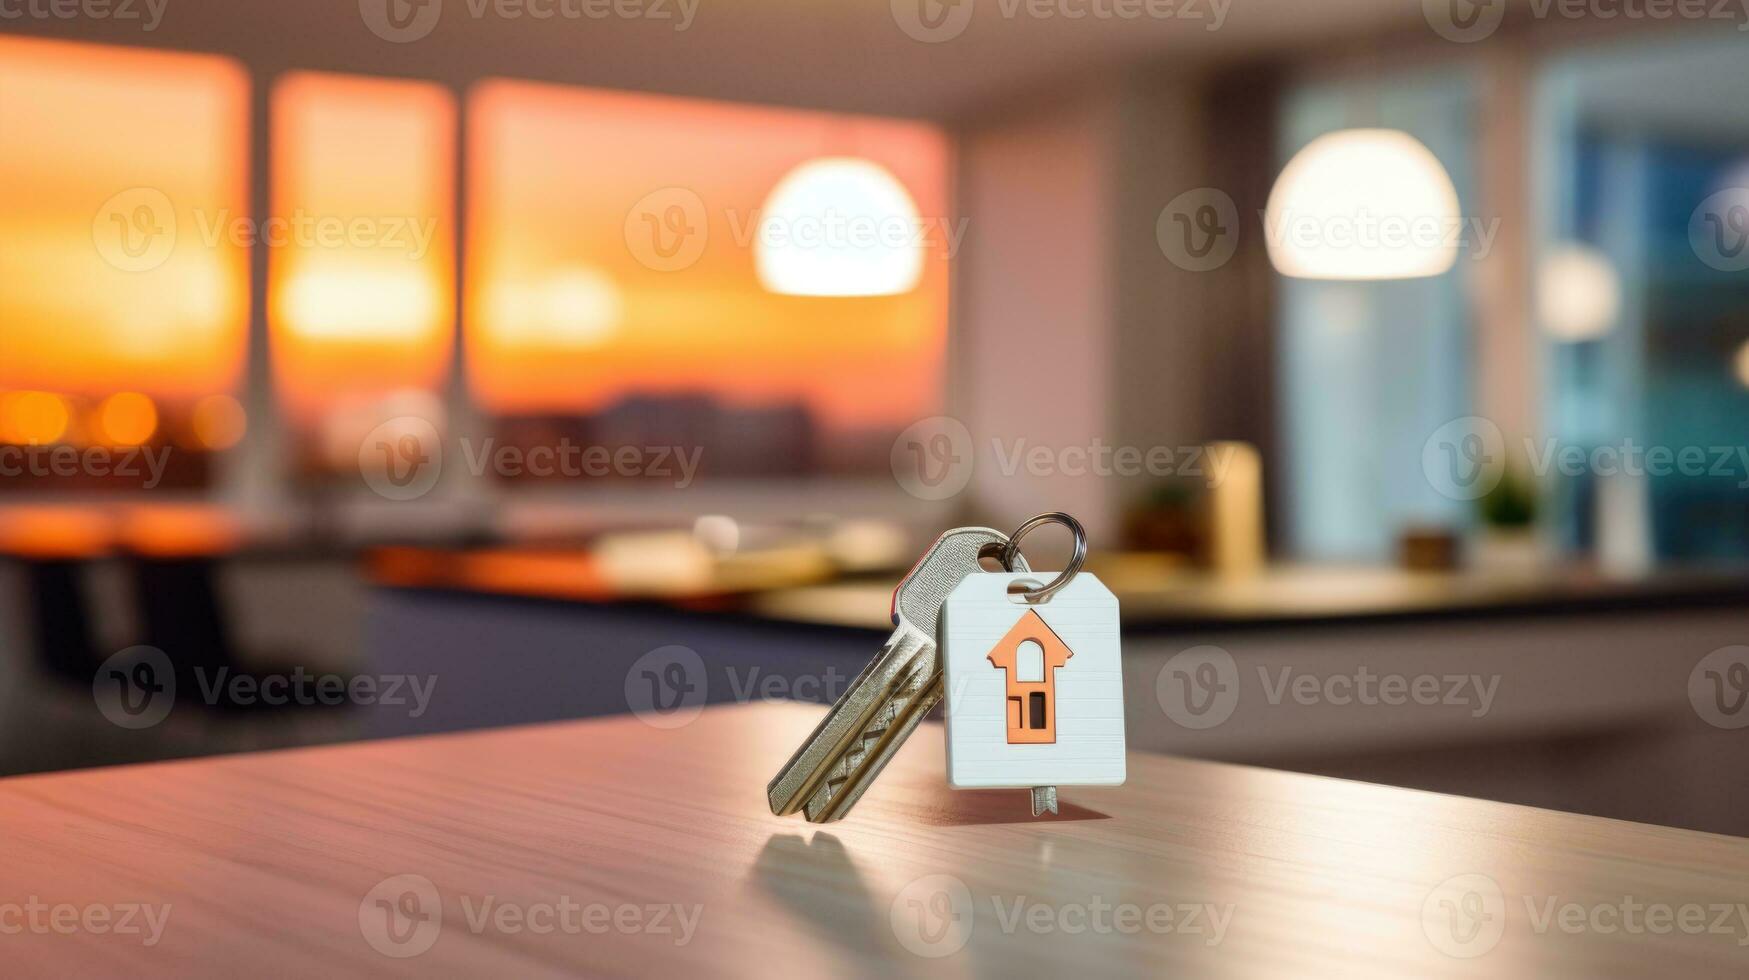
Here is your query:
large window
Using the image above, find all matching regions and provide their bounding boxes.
[465,81,950,476]
[0,37,952,492]
[1536,36,1749,561]
[0,37,248,470]
[1277,73,1479,560]
[269,72,456,428]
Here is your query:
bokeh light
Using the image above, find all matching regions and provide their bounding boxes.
[0,391,72,445]
[191,393,248,450]
[1538,243,1620,342]
[96,392,159,446]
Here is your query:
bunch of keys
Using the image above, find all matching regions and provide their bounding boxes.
[768,512,1126,822]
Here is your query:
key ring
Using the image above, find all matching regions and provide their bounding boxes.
[999,512,1086,603]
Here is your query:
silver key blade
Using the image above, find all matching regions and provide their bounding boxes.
[767,527,1027,819]
[767,626,930,817]
[802,645,941,822]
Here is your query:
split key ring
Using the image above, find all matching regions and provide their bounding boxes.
[999,511,1086,604]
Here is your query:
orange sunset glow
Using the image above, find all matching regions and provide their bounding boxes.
[465,81,950,429]
[0,37,249,403]
[269,72,456,425]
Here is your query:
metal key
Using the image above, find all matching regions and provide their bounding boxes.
[768,527,1028,823]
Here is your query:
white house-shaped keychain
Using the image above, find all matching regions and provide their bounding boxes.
[939,514,1126,815]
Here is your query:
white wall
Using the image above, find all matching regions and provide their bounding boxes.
[955,74,1224,545]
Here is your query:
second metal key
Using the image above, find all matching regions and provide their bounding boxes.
[767,526,1028,823]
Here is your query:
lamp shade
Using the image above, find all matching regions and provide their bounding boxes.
[755,157,924,297]
[1264,128,1460,281]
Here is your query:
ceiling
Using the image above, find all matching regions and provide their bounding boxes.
[1552,31,1749,141]
[2,0,1427,120]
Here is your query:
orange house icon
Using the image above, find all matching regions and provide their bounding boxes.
[986,609,1074,744]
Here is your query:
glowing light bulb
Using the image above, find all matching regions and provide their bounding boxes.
[755,157,924,297]
[1265,129,1461,280]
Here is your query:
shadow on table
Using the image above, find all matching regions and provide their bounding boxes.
[898,786,1111,826]
[750,832,890,960]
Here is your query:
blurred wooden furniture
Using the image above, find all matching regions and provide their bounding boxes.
[371,544,1749,631]
[127,554,340,714]
[367,553,1749,836]
[17,557,104,685]
[2,702,1745,977]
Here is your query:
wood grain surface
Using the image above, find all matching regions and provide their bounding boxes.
[1,701,1746,977]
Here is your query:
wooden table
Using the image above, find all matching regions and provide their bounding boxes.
[3,703,1746,977]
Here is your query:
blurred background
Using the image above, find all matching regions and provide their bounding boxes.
[5,2,1749,834]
